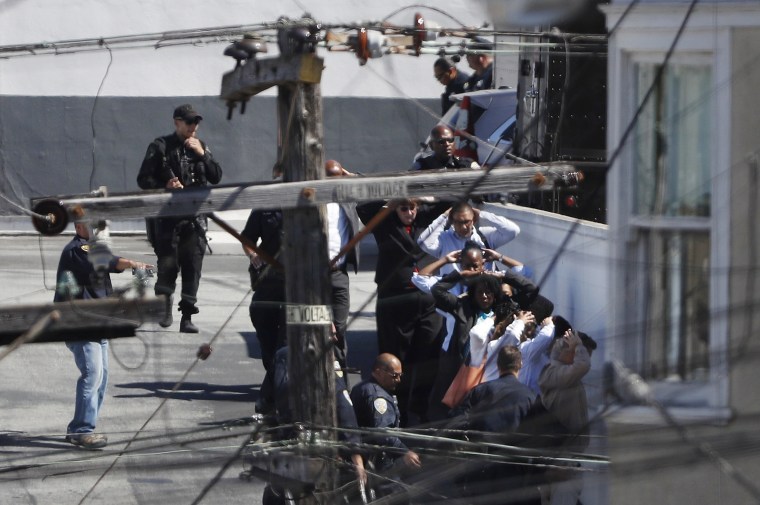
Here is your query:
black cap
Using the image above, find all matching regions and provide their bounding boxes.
[173,104,203,122]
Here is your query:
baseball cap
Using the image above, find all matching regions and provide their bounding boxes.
[173,104,203,122]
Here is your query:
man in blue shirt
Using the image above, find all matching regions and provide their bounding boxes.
[55,220,152,450]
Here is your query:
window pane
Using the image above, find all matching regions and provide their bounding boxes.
[640,229,710,381]
[633,63,712,217]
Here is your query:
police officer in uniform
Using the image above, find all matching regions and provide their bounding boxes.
[241,207,285,413]
[56,220,152,449]
[137,104,223,333]
[350,353,421,498]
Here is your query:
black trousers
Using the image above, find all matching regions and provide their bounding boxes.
[249,279,287,407]
[252,270,349,404]
[152,218,205,316]
[330,269,350,366]
[376,290,443,425]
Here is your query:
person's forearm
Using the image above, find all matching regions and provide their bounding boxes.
[419,255,449,276]
[115,257,152,272]
[417,214,447,256]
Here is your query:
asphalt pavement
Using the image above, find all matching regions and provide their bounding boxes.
[0,231,380,505]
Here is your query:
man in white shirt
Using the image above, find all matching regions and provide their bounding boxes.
[417,201,520,276]
[325,160,361,366]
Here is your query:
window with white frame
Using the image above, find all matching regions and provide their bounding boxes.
[629,58,713,384]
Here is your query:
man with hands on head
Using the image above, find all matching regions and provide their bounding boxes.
[538,327,596,505]
[418,200,520,276]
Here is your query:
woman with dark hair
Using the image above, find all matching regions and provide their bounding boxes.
[427,260,539,420]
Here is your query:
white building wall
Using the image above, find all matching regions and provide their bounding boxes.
[0,0,488,99]
[0,0,491,219]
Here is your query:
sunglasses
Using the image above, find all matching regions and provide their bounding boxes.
[434,137,455,145]
[398,206,417,212]
[182,119,200,126]
[382,368,403,379]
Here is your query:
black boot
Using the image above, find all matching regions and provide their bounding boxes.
[159,295,173,328]
[180,315,199,333]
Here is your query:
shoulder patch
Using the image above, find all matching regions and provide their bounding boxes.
[343,390,353,406]
[373,397,388,415]
[80,244,90,253]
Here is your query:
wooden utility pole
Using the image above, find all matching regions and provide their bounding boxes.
[220,20,336,503]
[31,165,570,224]
[278,62,338,502]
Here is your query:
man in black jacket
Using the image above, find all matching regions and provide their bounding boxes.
[411,125,477,171]
[450,345,537,433]
[448,346,542,504]
[242,161,360,413]
[356,198,449,425]
[137,104,222,333]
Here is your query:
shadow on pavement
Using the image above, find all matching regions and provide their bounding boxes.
[113,382,259,402]
[0,432,73,451]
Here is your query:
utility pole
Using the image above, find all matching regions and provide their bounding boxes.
[278,49,338,505]
[221,19,336,504]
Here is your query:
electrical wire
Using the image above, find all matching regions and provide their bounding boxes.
[88,41,114,192]
[189,422,265,505]
[5,3,758,503]
[75,286,253,505]
[380,3,472,27]
[537,0,700,288]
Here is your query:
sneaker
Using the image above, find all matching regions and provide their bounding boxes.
[66,433,108,450]
[180,316,199,334]
[159,295,174,328]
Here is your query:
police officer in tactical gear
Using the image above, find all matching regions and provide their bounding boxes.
[411,125,479,171]
[137,104,223,333]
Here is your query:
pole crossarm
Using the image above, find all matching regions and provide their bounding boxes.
[0,295,166,345]
[221,54,324,102]
[32,165,574,224]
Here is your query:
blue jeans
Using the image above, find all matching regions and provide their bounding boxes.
[66,339,109,434]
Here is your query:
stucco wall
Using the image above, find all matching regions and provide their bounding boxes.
[0,95,439,214]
